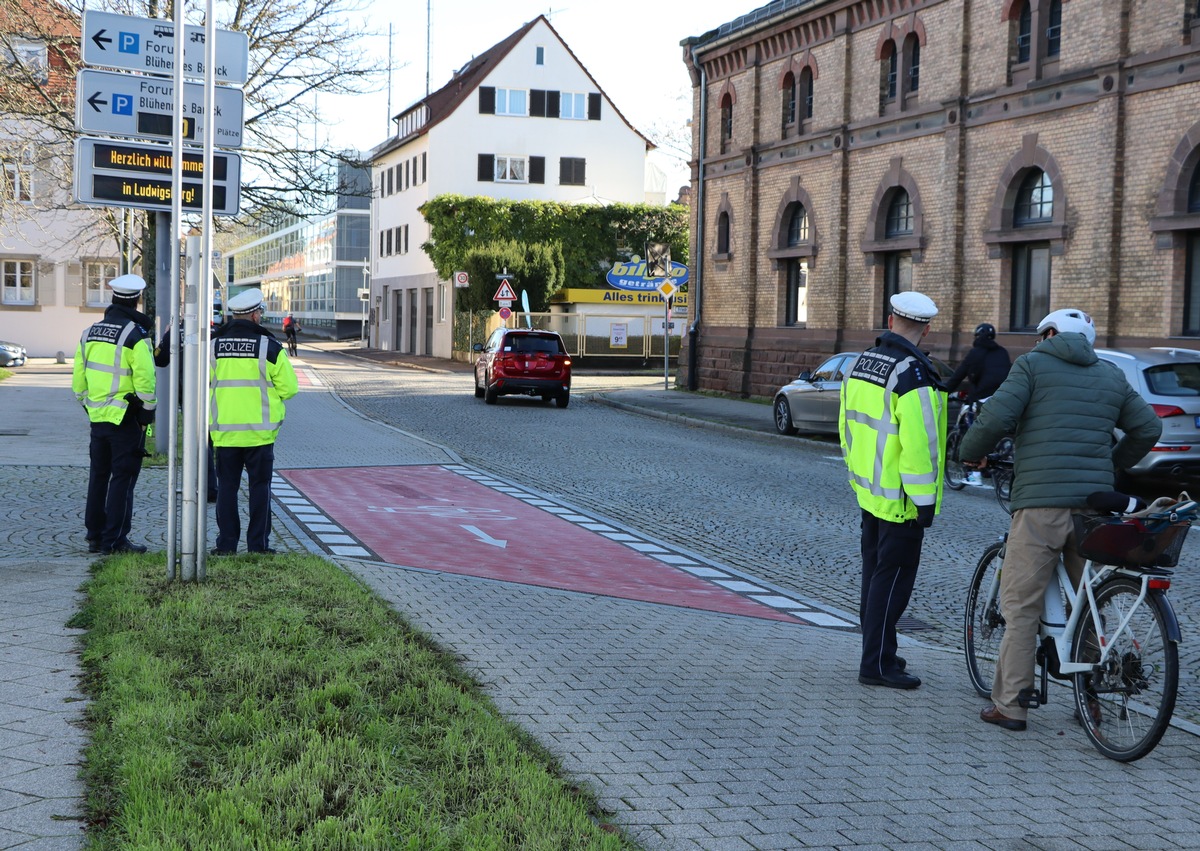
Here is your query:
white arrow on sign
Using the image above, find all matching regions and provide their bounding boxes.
[460,525,507,548]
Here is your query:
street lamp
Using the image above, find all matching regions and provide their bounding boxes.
[360,261,370,347]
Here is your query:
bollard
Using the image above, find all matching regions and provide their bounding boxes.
[55,351,66,364]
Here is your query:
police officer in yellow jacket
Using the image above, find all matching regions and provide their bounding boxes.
[72,274,158,555]
[209,288,298,555]
[839,291,947,690]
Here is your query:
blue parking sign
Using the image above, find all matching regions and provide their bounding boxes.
[118,31,139,53]
[113,94,133,116]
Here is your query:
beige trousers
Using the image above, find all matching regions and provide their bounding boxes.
[991,507,1084,720]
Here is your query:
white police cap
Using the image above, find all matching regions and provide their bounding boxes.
[107,274,147,296]
[228,288,264,314]
[890,291,938,323]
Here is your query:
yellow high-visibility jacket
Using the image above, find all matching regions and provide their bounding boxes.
[839,333,947,523]
[208,320,298,447]
[72,305,157,425]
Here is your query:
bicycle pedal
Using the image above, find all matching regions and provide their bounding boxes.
[1017,687,1043,710]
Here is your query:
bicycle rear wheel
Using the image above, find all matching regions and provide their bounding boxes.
[945,430,967,490]
[964,541,1005,698]
[1071,576,1178,762]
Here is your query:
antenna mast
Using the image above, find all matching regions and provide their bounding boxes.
[387,23,393,136]
[425,0,431,96]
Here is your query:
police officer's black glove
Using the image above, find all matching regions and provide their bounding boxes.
[125,393,156,426]
[916,504,935,528]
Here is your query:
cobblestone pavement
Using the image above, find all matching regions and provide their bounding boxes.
[7,352,1200,851]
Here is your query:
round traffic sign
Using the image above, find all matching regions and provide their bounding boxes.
[498,307,512,319]
[454,271,469,286]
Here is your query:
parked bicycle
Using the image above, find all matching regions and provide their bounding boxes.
[964,493,1198,761]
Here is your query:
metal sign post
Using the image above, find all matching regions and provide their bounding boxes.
[647,244,673,390]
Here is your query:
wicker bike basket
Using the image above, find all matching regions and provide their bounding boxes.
[1072,514,1191,568]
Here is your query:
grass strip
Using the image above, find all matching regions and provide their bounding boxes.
[0,367,12,381]
[73,553,639,850]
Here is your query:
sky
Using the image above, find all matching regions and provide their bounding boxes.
[319,0,742,195]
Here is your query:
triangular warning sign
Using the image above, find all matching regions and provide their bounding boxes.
[493,281,517,301]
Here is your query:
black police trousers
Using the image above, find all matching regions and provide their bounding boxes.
[214,443,275,553]
[859,510,925,679]
[85,415,144,550]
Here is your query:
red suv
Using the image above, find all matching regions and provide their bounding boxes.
[473,328,572,408]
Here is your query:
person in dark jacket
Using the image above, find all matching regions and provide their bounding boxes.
[945,323,1011,403]
[960,308,1161,732]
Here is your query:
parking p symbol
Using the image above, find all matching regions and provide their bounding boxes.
[118,32,139,54]
[113,94,133,116]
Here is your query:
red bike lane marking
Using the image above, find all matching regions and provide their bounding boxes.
[280,465,800,623]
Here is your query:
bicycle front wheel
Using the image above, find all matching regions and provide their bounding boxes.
[991,466,1013,515]
[945,430,967,490]
[1071,576,1179,762]
[964,541,1005,698]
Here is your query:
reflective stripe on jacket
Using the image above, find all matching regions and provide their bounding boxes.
[208,320,298,447]
[839,332,947,523]
[71,307,157,425]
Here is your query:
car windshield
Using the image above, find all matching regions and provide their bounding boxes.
[507,335,562,354]
[1144,364,1200,396]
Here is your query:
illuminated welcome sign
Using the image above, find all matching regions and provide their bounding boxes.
[605,257,690,292]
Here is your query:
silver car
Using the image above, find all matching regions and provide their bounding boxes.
[772,351,953,436]
[1096,347,1200,477]
[0,340,26,368]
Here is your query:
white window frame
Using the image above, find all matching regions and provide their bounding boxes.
[494,155,527,183]
[3,146,34,204]
[560,92,587,120]
[3,38,48,84]
[85,261,118,307]
[1,259,35,305]
[495,88,527,116]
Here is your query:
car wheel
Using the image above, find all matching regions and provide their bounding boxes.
[474,376,484,398]
[555,390,570,408]
[773,396,797,435]
[484,380,498,404]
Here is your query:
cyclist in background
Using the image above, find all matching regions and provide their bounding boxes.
[960,309,1160,732]
[945,322,1011,404]
[282,312,299,355]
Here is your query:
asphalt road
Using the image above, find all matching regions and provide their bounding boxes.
[313,353,1200,727]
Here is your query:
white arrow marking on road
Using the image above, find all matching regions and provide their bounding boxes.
[460,525,507,548]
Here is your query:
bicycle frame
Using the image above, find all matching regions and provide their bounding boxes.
[1016,558,1180,678]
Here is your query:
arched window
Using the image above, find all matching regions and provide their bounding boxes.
[880,40,898,107]
[1016,2,1033,64]
[720,95,733,154]
[781,72,796,135]
[1189,165,1200,213]
[716,211,731,255]
[904,34,921,95]
[1046,0,1062,58]
[885,190,914,237]
[787,205,809,246]
[799,67,814,123]
[1015,169,1054,225]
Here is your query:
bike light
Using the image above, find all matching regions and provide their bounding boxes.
[1151,404,1187,418]
[1148,577,1171,590]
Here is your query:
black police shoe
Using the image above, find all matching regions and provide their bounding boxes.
[210,548,236,556]
[102,541,148,555]
[858,670,922,689]
[87,539,102,553]
[249,547,278,554]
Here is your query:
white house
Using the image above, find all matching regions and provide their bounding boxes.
[367,15,654,357]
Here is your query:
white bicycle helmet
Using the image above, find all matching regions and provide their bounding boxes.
[1036,308,1095,345]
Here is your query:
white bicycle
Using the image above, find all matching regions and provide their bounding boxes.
[964,494,1197,761]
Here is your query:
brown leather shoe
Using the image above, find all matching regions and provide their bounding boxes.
[980,705,1027,731]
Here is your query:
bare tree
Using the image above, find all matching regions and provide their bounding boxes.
[2,0,388,230]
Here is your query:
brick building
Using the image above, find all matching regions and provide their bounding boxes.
[681,0,1200,397]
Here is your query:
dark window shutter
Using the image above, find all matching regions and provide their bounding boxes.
[588,92,601,120]
[529,156,545,184]
[421,152,427,183]
[530,89,546,117]
[479,86,496,114]
[575,158,585,185]
[547,90,560,118]
[478,154,494,182]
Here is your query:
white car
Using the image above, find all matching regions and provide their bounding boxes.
[0,340,26,368]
